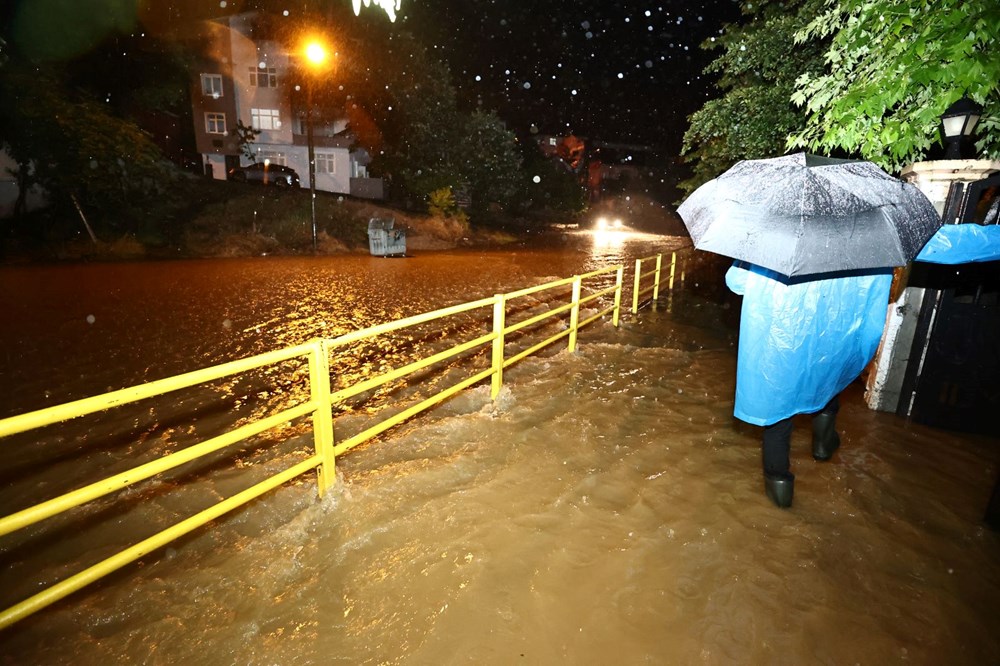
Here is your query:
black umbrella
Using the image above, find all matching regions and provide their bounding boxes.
[677,153,942,277]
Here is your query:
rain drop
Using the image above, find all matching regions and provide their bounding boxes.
[86,315,96,325]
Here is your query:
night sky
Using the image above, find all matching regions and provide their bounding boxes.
[2,0,742,156]
[400,1,742,153]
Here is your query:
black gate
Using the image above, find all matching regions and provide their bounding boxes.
[898,176,1000,436]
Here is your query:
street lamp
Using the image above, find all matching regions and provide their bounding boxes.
[303,40,328,253]
[941,96,982,159]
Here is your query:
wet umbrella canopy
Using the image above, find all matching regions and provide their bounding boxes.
[677,153,942,277]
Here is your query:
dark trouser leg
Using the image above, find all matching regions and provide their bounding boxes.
[762,417,794,476]
[762,417,795,508]
[812,394,841,461]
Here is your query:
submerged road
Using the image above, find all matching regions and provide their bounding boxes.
[1,238,998,663]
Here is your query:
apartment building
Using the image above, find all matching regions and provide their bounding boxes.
[190,13,381,199]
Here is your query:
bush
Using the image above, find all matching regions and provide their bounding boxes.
[427,187,469,226]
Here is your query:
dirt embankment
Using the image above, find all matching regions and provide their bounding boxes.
[21,193,535,263]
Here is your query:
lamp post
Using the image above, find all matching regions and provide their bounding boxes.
[940,96,983,159]
[304,40,328,253]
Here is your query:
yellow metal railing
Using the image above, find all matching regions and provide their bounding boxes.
[631,252,680,313]
[0,341,334,629]
[0,264,627,630]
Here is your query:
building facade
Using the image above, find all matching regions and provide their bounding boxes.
[190,14,381,198]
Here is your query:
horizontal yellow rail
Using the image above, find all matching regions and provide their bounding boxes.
[0,261,636,630]
[0,400,316,539]
[0,456,320,630]
[326,296,497,350]
[330,331,497,404]
[0,342,317,439]
[334,366,495,456]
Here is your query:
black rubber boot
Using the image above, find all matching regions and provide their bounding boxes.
[764,471,794,508]
[812,412,841,461]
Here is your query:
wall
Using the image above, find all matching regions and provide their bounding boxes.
[864,159,1000,413]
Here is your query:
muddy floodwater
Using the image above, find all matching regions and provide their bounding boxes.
[1,233,998,665]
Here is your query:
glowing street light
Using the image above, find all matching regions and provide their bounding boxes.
[305,41,327,66]
[303,39,329,253]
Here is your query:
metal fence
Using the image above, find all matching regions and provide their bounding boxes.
[0,253,682,629]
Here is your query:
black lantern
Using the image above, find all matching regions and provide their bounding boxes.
[940,96,983,159]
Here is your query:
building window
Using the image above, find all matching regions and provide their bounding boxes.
[251,108,281,131]
[205,112,227,134]
[249,66,277,88]
[201,73,223,98]
[315,153,337,174]
[256,150,287,166]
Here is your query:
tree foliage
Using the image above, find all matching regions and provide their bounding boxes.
[335,28,522,214]
[680,0,827,195]
[685,0,1000,192]
[453,109,522,213]
[516,144,586,215]
[0,60,176,232]
[790,0,1000,170]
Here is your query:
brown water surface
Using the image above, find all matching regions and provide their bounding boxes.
[0,233,997,664]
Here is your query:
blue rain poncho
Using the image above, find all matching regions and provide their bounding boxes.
[914,223,1000,264]
[726,263,893,426]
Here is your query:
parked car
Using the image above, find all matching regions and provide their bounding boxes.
[228,162,301,187]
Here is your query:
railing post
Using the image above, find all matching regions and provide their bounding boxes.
[309,338,336,496]
[612,266,624,327]
[568,276,582,352]
[491,294,506,400]
[668,251,677,290]
[631,258,641,314]
[653,253,663,301]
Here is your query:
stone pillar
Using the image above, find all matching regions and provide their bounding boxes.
[900,160,1000,217]
[865,159,1000,413]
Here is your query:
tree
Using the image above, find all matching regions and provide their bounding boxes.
[342,30,522,214]
[455,110,522,213]
[0,60,176,234]
[518,146,586,215]
[387,51,467,201]
[790,0,1000,171]
[680,0,828,195]
[231,120,262,163]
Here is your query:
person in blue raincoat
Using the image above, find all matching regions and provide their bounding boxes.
[726,262,894,508]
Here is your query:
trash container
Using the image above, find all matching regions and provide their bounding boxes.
[367,217,406,257]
